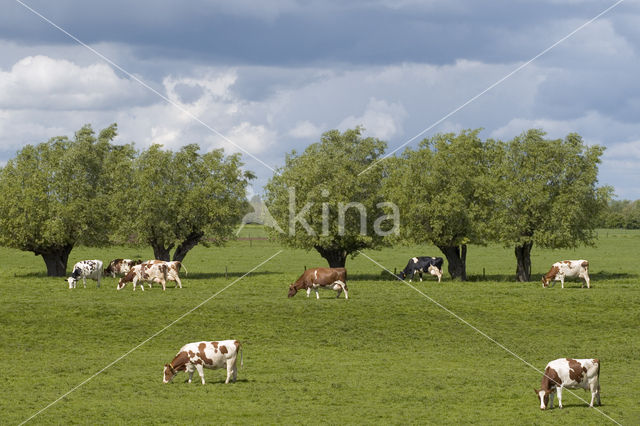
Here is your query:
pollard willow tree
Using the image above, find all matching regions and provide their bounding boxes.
[111,144,254,262]
[263,128,396,267]
[492,129,611,282]
[384,130,497,280]
[0,124,121,276]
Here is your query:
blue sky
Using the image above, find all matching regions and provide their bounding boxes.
[1,0,639,198]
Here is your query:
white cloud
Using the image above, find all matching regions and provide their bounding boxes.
[0,56,148,110]
[338,98,407,140]
[288,120,323,139]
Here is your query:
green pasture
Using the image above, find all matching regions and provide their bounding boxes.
[1,227,639,425]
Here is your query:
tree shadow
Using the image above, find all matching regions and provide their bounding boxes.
[183,270,278,280]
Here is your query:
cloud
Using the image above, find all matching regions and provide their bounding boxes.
[338,98,407,140]
[288,120,323,139]
[0,55,150,110]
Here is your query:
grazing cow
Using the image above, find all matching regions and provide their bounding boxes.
[140,260,186,289]
[535,358,601,410]
[104,258,142,278]
[541,260,590,288]
[288,267,348,299]
[117,262,167,291]
[163,340,242,385]
[66,260,103,289]
[397,257,444,282]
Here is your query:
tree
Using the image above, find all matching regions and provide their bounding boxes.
[492,129,611,281]
[111,144,254,262]
[263,128,393,267]
[384,130,497,280]
[0,124,119,276]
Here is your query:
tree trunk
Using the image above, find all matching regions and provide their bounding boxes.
[437,244,467,281]
[38,245,74,277]
[514,241,533,282]
[172,231,204,262]
[150,242,173,261]
[314,246,348,268]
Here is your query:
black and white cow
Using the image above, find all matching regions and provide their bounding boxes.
[66,260,103,289]
[104,258,142,278]
[397,256,444,282]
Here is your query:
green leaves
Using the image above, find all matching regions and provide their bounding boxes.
[264,128,391,263]
[0,124,118,253]
[110,144,252,258]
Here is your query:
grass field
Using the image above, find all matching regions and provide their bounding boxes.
[1,226,639,425]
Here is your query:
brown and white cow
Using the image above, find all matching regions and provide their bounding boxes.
[141,260,186,289]
[117,262,167,291]
[288,267,348,299]
[535,358,600,410]
[163,340,242,385]
[541,260,590,288]
[105,258,142,278]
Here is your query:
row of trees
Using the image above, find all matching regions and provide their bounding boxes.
[0,124,253,276]
[0,124,610,281]
[263,128,610,281]
[600,199,640,229]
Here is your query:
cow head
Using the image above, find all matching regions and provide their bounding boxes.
[541,276,550,288]
[66,277,77,289]
[534,388,551,410]
[288,284,298,298]
[163,364,177,383]
[396,272,406,280]
[117,278,127,290]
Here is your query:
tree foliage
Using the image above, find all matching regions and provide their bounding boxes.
[0,124,119,276]
[111,144,254,261]
[601,199,640,229]
[384,129,497,280]
[264,128,392,267]
[491,129,611,281]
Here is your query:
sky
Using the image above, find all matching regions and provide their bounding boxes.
[1,0,639,198]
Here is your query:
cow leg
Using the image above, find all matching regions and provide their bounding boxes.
[174,276,182,289]
[556,386,563,408]
[97,275,101,288]
[225,359,237,384]
[590,382,600,407]
[306,287,311,298]
[548,391,555,409]
[419,271,423,282]
[560,277,565,289]
[161,280,166,291]
[582,273,591,289]
[184,365,194,383]
[194,364,205,385]
[83,277,87,288]
[315,288,320,299]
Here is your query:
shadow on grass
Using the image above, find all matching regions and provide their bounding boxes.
[354,270,638,284]
[184,271,278,280]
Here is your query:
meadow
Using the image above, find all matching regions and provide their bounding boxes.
[1,226,639,425]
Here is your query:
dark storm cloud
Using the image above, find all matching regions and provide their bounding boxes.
[5,0,623,67]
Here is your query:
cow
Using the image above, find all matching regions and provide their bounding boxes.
[140,260,186,289]
[104,258,142,278]
[163,340,242,385]
[117,262,167,291]
[288,267,348,299]
[66,260,103,289]
[541,260,590,288]
[535,358,601,410]
[397,256,444,283]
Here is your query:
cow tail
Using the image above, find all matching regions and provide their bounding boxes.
[180,262,188,276]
